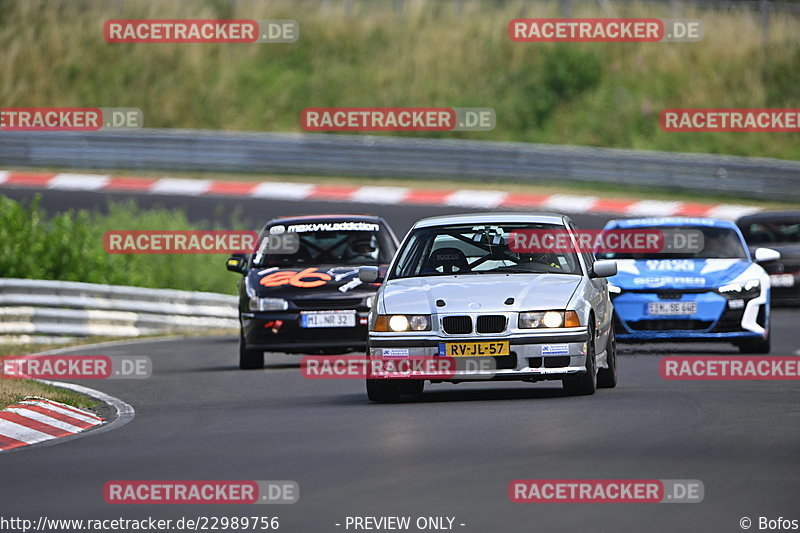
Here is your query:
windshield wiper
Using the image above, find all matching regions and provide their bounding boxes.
[255,262,306,268]
[491,267,549,274]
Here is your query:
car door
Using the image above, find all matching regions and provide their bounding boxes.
[568,221,612,348]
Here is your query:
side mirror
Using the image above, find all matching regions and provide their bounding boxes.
[591,260,618,279]
[358,266,381,283]
[226,254,247,274]
[754,247,781,263]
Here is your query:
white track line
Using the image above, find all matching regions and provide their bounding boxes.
[706,204,762,221]
[350,186,410,204]
[625,200,683,217]
[0,419,53,445]
[151,178,212,196]
[4,407,85,433]
[542,194,598,213]
[48,173,110,191]
[250,182,314,199]
[18,400,102,425]
[444,190,508,208]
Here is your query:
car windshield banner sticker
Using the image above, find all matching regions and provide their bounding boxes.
[287,222,379,233]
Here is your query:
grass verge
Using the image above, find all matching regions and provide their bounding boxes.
[0,339,119,409]
[0,380,98,411]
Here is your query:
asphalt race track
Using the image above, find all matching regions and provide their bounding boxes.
[1,186,799,533]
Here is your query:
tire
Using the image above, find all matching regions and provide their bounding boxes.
[563,323,597,396]
[399,379,425,395]
[738,333,771,354]
[239,330,264,370]
[597,324,618,389]
[366,379,402,403]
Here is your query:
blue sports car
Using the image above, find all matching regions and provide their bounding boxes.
[597,217,780,353]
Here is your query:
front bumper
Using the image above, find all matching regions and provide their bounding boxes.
[769,282,800,306]
[611,289,768,342]
[767,268,800,306]
[242,310,370,354]
[367,330,590,381]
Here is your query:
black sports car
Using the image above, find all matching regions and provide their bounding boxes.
[227,214,400,369]
[737,211,799,306]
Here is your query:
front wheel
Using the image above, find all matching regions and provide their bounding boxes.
[366,379,402,403]
[563,324,597,396]
[738,332,771,354]
[239,329,264,370]
[597,324,617,389]
[400,379,425,395]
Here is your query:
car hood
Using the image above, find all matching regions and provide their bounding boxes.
[381,274,581,314]
[247,265,381,298]
[610,258,752,290]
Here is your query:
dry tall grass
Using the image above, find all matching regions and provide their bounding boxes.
[1,0,798,158]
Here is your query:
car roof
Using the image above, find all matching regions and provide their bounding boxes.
[736,210,800,224]
[266,214,385,225]
[412,212,567,229]
[603,217,737,229]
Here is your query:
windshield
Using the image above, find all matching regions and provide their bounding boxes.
[740,220,800,246]
[596,225,747,260]
[252,224,392,267]
[390,223,582,279]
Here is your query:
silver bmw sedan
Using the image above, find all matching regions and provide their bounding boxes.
[358,213,618,402]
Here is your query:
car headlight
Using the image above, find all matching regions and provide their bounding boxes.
[373,314,431,332]
[608,283,623,295]
[718,279,760,296]
[365,296,375,308]
[249,297,289,311]
[518,310,581,329]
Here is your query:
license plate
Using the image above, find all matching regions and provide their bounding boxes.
[438,341,510,357]
[300,311,356,328]
[647,302,697,316]
[770,274,795,288]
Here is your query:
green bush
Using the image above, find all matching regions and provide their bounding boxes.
[0,195,239,294]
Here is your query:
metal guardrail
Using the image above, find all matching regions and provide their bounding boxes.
[1,128,800,201]
[0,278,238,343]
